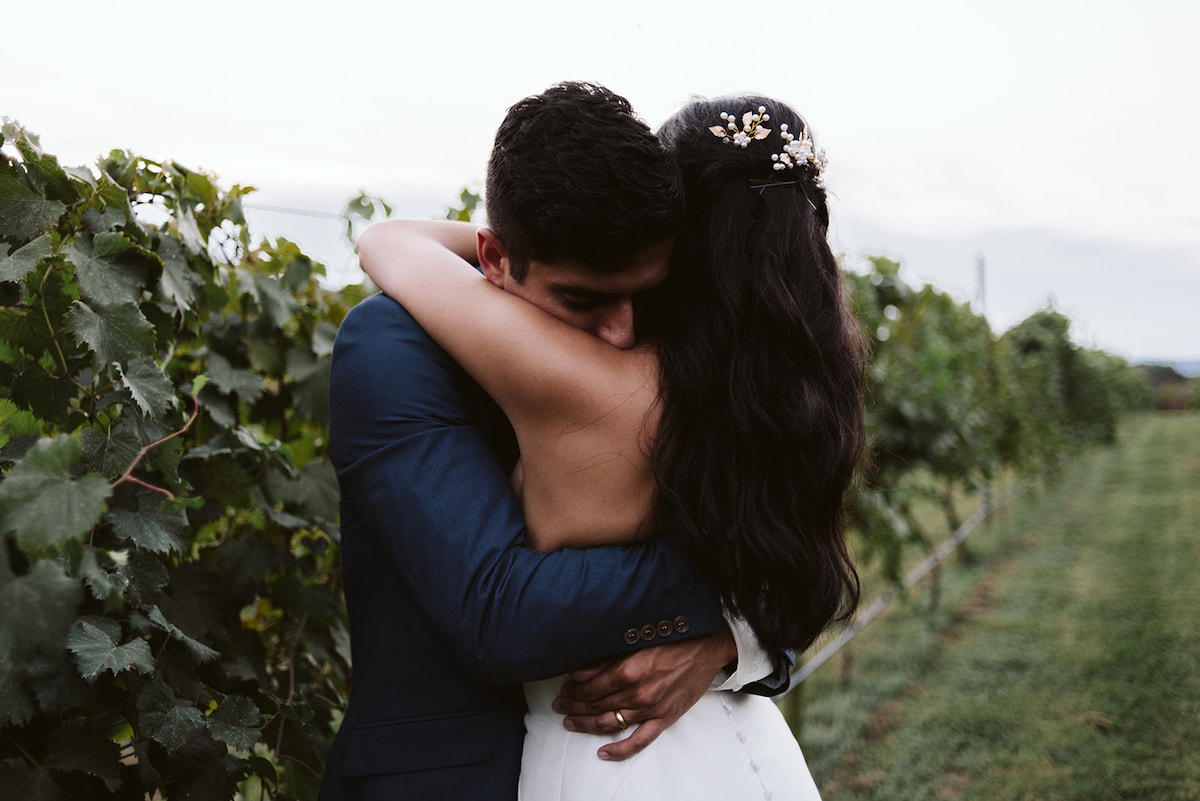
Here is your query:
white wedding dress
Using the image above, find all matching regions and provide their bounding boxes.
[519,677,822,800]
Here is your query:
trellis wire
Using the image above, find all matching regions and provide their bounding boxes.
[781,478,1035,694]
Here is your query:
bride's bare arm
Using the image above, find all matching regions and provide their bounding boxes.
[355,220,658,550]
[356,220,647,426]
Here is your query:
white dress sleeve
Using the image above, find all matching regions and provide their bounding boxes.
[709,610,777,691]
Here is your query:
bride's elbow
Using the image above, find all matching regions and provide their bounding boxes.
[354,220,398,257]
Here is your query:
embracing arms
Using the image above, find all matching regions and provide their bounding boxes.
[331,295,754,757]
[330,294,726,680]
[354,220,640,426]
[340,223,791,754]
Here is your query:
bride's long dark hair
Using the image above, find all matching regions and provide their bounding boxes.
[650,97,867,653]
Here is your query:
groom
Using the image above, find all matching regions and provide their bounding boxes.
[319,82,787,801]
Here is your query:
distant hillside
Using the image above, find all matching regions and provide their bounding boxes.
[1135,362,1196,410]
[1136,360,1200,379]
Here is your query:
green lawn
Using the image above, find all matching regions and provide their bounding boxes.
[793,413,1200,800]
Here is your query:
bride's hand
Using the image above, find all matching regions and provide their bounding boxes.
[551,630,737,760]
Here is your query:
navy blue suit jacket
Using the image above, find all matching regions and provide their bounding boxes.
[319,294,783,800]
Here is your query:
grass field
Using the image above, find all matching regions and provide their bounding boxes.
[791,412,1200,800]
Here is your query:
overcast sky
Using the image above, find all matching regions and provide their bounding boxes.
[5,0,1197,360]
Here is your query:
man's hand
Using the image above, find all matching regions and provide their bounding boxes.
[551,629,737,761]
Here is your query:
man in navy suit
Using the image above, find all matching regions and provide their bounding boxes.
[320,82,787,800]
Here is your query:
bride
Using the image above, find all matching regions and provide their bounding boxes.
[355,94,866,800]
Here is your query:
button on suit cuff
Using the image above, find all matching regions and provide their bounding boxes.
[709,610,774,691]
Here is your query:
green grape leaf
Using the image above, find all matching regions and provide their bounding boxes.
[67,616,155,681]
[76,547,128,607]
[109,502,188,554]
[241,270,297,327]
[0,399,40,445]
[0,174,66,239]
[67,300,155,371]
[157,236,199,316]
[197,386,236,427]
[10,361,77,425]
[206,351,265,404]
[0,338,19,373]
[0,234,53,283]
[90,417,183,490]
[118,356,177,417]
[299,459,340,522]
[0,308,42,358]
[247,755,278,787]
[176,206,206,253]
[207,695,261,751]
[96,174,128,207]
[63,164,98,188]
[0,667,36,726]
[168,752,246,801]
[266,508,309,530]
[138,421,183,481]
[246,337,285,375]
[264,458,339,523]
[21,152,79,205]
[9,129,44,160]
[64,232,146,308]
[0,762,65,801]
[43,719,123,792]
[286,346,329,425]
[80,206,126,234]
[24,653,94,714]
[120,550,168,609]
[79,424,141,479]
[280,254,313,292]
[146,606,219,663]
[185,171,216,202]
[0,561,83,661]
[312,319,338,359]
[137,680,206,751]
[0,434,112,549]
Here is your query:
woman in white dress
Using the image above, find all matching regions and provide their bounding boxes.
[356,93,865,801]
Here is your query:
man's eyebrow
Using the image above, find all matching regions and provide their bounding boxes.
[549,283,618,300]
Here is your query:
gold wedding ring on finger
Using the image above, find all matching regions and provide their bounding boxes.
[614,710,629,731]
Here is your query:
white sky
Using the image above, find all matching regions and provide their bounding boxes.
[5,0,1198,360]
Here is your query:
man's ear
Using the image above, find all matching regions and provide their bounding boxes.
[477,228,509,289]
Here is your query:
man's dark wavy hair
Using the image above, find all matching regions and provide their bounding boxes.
[648,96,868,654]
[485,82,683,282]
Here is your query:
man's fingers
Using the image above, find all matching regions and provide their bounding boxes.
[565,659,611,683]
[598,718,668,761]
[559,667,626,703]
[562,708,637,736]
[553,692,642,718]
[556,677,615,705]
[561,713,604,734]
[560,650,663,704]
[553,696,600,718]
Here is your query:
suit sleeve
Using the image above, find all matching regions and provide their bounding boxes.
[331,294,740,686]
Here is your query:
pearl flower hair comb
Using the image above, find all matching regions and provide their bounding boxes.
[709,105,827,183]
